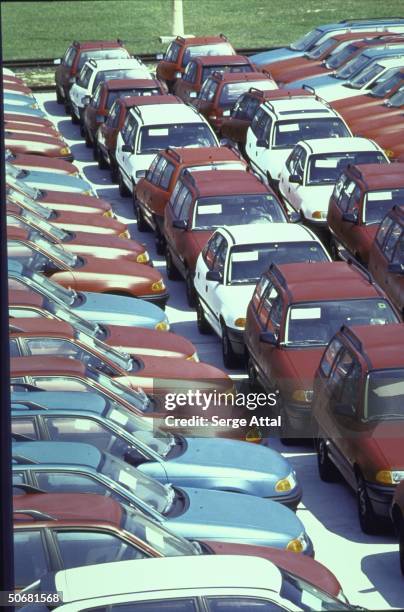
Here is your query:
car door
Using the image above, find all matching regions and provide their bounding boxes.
[201,234,228,334]
[174,60,198,102]
[374,221,404,310]
[121,116,140,189]
[56,46,76,94]
[14,529,50,590]
[171,189,194,275]
[246,108,273,178]
[85,83,103,137]
[283,146,307,213]
[97,100,120,157]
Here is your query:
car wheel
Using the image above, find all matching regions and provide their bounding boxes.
[197,299,212,335]
[85,128,92,148]
[186,272,197,308]
[356,472,379,534]
[135,201,149,232]
[165,249,180,280]
[118,172,130,198]
[399,522,404,575]
[155,229,166,256]
[330,238,340,261]
[71,111,80,125]
[56,87,64,104]
[247,356,259,390]
[316,438,339,481]
[221,322,239,369]
[97,151,108,170]
[110,159,119,183]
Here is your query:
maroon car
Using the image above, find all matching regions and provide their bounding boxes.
[6,149,79,175]
[5,130,73,161]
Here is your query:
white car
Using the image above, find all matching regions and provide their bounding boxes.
[22,554,353,611]
[69,57,151,123]
[278,137,389,225]
[115,100,219,197]
[245,96,351,185]
[194,223,330,367]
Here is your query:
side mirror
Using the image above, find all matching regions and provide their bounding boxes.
[156,53,164,61]
[342,211,358,224]
[122,144,133,153]
[82,95,91,106]
[388,262,404,275]
[189,91,198,99]
[206,269,222,282]
[53,58,62,65]
[289,174,302,185]
[289,211,301,223]
[334,402,354,418]
[256,138,268,148]
[172,219,187,230]
[259,331,277,345]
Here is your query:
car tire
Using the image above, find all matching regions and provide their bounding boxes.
[330,238,340,261]
[247,356,259,390]
[135,201,149,232]
[85,128,92,148]
[356,472,379,534]
[221,322,239,369]
[197,299,212,335]
[186,272,197,308]
[165,249,180,280]
[118,172,130,198]
[155,229,166,256]
[71,111,80,125]
[110,159,119,183]
[97,148,108,170]
[56,87,64,104]
[316,438,339,481]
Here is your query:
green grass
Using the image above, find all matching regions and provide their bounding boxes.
[2,0,403,60]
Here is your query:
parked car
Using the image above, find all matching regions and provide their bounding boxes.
[11,390,301,505]
[5,130,73,161]
[367,125,404,160]
[391,481,404,574]
[278,137,388,226]
[54,39,130,106]
[115,96,218,197]
[163,168,289,305]
[193,71,277,132]
[83,77,164,147]
[244,261,400,442]
[312,323,404,533]
[69,57,151,123]
[7,229,168,308]
[368,204,404,315]
[328,163,404,264]
[6,161,94,195]
[173,54,255,103]
[5,119,61,139]
[8,260,170,331]
[135,146,245,253]
[194,224,330,367]
[245,96,351,185]
[343,82,404,135]
[6,148,79,175]
[156,35,236,89]
[11,440,312,553]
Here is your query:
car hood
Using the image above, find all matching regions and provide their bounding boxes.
[251,48,301,66]
[222,285,255,319]
[288,73,338,89]
[71,255,161,282]
[22,171,93,194]
[283,347,325,390]
[4,104,46,118]
[168,487,304,546]
[300,185,334,214]
[365,422,404,468]
[75,292,166,328]
[187,231,212,270]
[105,326,195,359]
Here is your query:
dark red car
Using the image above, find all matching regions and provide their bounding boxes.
[345,84,404,135]
[6,149,79,175]
[135,146,246,252]
[313,324,404,533]
[244,261,400,443]
[5,130,73,161]
[327,163,404,264]
[83,78,164,148]
[173,55,255,103]
[5,120,61,140]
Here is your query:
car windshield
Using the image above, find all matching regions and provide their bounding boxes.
[6,162,24,179]
[50,300,100,336]
[348,62,385,88]
[182,42,235,66]
[32,234,78,267]
[193,194,286,229]
[8,239,74,273]
[285,299,398,347]
[106,88,160,109]
[138,123,216,153]
[93,69,149,92]
[273,118,350,148]
[7,175,39,199]
[371,70,404,97]
[89,368,153,413]
[106,402,175,458]
[21,269,76,306]
[77,48,130,70]
[228,242,329,284]
[386,84,404,107]
[365,369,404,421]
[364,189,404,224]
[202,63,252,82]
[335,54,370,79]
[290,28,323,52]
[76,330,132,372]
[325,42,360,69]
[14,209,68,241]
[219,80,273,107]
[280,568,352,610]
[7,188,51,220]
[100,453,171,514]
[122,503,198,556]
[307,37,337,60]
[307,151,386,185]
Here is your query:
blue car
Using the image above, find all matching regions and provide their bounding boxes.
[6,161,94,195]
[4,103,47,118]
[4,91,37,106]
[8,260,170,330]
[251,18,404,65]
[11,391,302,508]
[12,441,313,554]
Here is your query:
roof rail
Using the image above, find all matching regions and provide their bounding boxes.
[219,33,228,40]
[117,38,124,45]
[248,87,265,95]
[340,325,363,352]
[176,36,186,43]
[13,509,55,521]
[302,84,315,94]
[268,263,286,287]
[12,454,38,465]
[9,323,24,333]
[261,69,273,79]
[73,41,80,48]
[347,257,373,284]
[166,147,181,162]
[88,58,97,67]
[181,168,196,186]
[11,401,47,411]
[13,483,47,495]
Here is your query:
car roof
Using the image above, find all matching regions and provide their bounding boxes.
[117,92,165,108]
[193,54,250,66]
[86,58,146,70]
[132,103,205,125]
[300,136,380,154]
[11,355,87,377]
[185,169,268,195]
[101,78,158,91]
[376,57,404,68]
[73,41,125,51]
[219,223,321,245]
[342,324,404,370]
[13,492,123,524]
[176,35,231,47]
[210,71,273,84]
[52,555,282,603]
[13,440,102,467]
[270,261,381,301]
[347,163,404,189]
[164,146,239,164]
[263,97,337,118]
[9,289,44,307]
[362,43,404,58]
[11,390,107,413]
[9,317,74,337]
[249,87,313,101]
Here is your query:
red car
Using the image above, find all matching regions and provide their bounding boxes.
[327,163,404,264]
[313,324,404,533]
[135,146,246,252]
[5,120,61,139]
[6,149,79,175]
[163,168,288,305]
[173,54,255,103]
[370,128,404,160]
[156,35,236,89]
[244,261,400,443]
[5,130,73,161]
[345,84,404,134]
[12,492,345,597]
[83,77,164,147]
[391,481,404,574]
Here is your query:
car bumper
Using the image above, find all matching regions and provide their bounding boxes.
[270,483,303,511]
[140,291,169,310]
[366,481,395,518]
[227,327,246,357]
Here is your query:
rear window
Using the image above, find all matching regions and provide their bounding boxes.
[93,69,149,92]
[106,88,160,110]
[138,123,217,153]
[273,118,350,148]
[193,193,287,229]
[364,188,404,225]
[219,80,274,107]
[182,42,235,66]
[307,151,387,185]
[77,47,129,70]
[201,63,253,82]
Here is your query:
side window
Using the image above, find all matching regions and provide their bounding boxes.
[320,338,342,377]
[121,115,135,144]
[159,162,175,189]
[333,172,348,204]
[178,192,193,220]
[384,223,402,261]
[150,156,167,185]
[252,110,271,142]
[203,234,225,269]
[12,417,38,441]
[245,97,260,121]
[392,232,404,265]
[252,275,271,311]
[206,597,285,611]
[336,179,356,213]
[257,284,279,328]
[172,185,188,217]
[295,148,307,179]
[9,338,20,357]
[29,376,90,393]
[14,530,49,588]
[24,338,80,357]
[63,47,76,68]
[184,61,197,83]
[212,240,228,275]
[376,215,394,247]
[285,147,300,174]
[251,107,266,137]
[262,115,273,144]
[109,601,198,612]
[346,185,361,218]
[35,471,108,495]
[233,95,249,119]
[92,84,102,107]
[168,180,183,210]
[106,101,119,128]
[128,119,139,148]
[328,349,353,400]
[339,359,361,410]
[146,155,160,181]
[268,294,283,335]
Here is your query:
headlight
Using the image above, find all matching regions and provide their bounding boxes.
[376,470,404,485]
[234,317,246,328]
[119,230,131,239]
[59,147,71,156]
[186,352,199,362]
[136,251,150,264]
[275,471,297,493]
[83,190,93,196]
[291,389,313,403]
[384,149,395,159]
[312,211,327,220]
[155,320,170,331]
[286,532,308,553]
[103,210,113,218]
[151,279,165,292]
[30,103,39,109]
[135,170,146,179]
